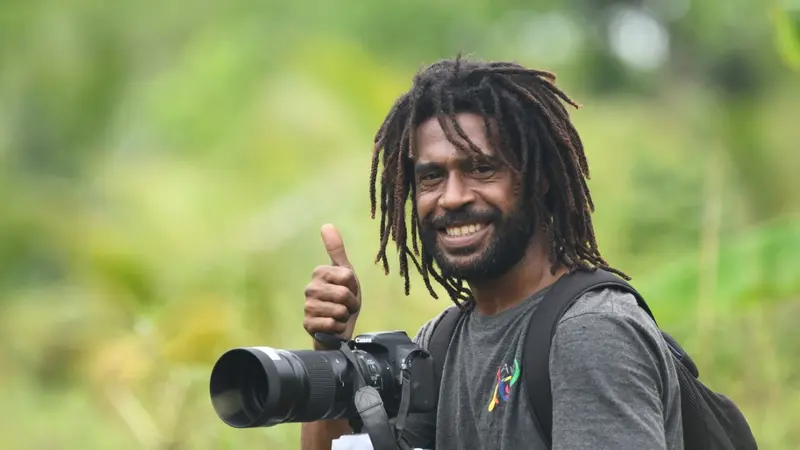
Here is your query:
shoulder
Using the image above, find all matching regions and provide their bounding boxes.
[558,286,662,342]
[560,285,653,324]
[410,306,459,351]
[550,286,673,382]
[548,287,683,447]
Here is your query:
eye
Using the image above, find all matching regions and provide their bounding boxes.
[471,164,495,177]
[419,172,438,180]
[416,170,443,186]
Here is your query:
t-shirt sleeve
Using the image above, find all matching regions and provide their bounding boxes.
[549,289,671,450]
[395,312,447,449]
[410,312,442,349]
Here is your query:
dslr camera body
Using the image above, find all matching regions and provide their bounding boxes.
[209,330,437,433]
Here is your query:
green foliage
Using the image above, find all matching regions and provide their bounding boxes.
[0,1,798,449]
[771,3,800,70]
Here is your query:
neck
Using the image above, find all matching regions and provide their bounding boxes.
[467,236,568,316]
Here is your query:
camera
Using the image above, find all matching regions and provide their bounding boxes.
[209,331,437,429]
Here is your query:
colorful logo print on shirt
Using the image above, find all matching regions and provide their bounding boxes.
[488,359,520,412]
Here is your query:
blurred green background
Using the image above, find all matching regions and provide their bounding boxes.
[1,0,799,449]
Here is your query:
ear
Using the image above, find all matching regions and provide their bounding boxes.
[511,177,521,195]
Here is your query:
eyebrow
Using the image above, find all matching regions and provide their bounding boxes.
[414,154,501,173]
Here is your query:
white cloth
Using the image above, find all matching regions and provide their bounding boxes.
[331,434,373,450]
[331,433,428,450]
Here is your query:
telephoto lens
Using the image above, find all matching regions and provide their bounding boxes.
[209,345,392,428]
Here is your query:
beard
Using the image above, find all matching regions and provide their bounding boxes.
[417,196,538,282]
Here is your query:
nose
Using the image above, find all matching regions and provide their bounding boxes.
[438,173,475,211]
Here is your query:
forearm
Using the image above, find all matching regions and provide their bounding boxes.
[300,420,352,450]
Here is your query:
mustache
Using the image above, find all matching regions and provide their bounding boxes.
[423,207,501,229]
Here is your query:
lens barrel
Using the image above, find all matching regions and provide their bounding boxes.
[209,346,357,427]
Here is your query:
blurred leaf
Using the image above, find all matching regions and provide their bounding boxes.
[771,4,800,71]
[85,333,154,389]
[636,216,800,324]
[156,294,239,366]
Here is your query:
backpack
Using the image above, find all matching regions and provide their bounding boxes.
[427,268,758,450]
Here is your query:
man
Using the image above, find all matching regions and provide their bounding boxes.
[301,57,683,450]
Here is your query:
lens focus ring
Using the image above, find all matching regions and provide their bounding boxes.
[294,353,337,422]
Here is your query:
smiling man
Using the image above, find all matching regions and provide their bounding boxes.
[413,112,540,287]
[300,57,683,450]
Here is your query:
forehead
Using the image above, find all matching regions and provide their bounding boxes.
[413,112,494,163]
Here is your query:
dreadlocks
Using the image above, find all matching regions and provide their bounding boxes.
[369,56,628,308]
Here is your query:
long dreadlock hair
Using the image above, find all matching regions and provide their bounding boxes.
[369,56,628,308]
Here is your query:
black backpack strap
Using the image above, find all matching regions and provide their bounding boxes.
[428,305,464,393]
[524,268,652,447]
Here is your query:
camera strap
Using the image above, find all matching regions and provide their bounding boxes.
[327,336,410,450]
[354,386,409,450]
[393,349,428,440]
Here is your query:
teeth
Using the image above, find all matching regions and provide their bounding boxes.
[445,223,484,237]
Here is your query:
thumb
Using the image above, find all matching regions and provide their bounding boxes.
[320,223,353,269]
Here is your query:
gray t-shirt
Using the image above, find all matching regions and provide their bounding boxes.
[399,287,684,450]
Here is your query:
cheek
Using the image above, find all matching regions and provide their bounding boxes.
[483,181,518,212]
[414,192,436,221]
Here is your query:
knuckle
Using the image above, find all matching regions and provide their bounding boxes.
[341,267,356,282]
[336,287,355,304]
[304,281,321,299]
[332,304,349,320]
[332,285,351,302]
[327,284,343,296]
[321,317,337,330]
[329,319,346,333]
[312,265,330,278]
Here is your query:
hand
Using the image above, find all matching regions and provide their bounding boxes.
[303,224,362,350]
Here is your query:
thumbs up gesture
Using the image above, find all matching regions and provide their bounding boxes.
[303,224,362,350]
